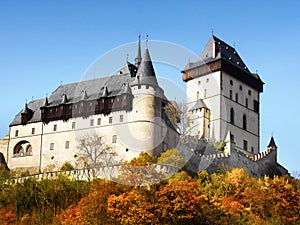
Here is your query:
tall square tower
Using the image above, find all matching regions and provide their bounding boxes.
[182,36,264,154]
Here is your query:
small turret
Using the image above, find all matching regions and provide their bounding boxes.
[102,86,109,97]
[268,136,277,150]
[21,103,33,124]
[132,47,158,87]
[135,34,142,67]
[81,90,88,101]
[61,93,68,104]
[43,97,49,107]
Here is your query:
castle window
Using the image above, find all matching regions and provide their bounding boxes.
[112,135,117,143]
[138,85,141,89]
[90,119,94,126]
[97,118,101,125]
[15,130,19,137]
[251,147,254,153]
[146,85,149,89]
[230,90,232,99]
[50,143,54,150]
[243,140,248,151]
[120,115,123,122]
[206,78,209,83]
[109,117,112,124]
[198,81,201,85]
[230,80,233,85]
[230,108,235,124]
[65,141,70,149]
[239,85,243,90]
[230,134,234,142]
[204,89,207,98]
[32,128,35,134]
[248,90,252,96]
[26,145,32,156]
[243,114,247,130]
[53,124,57,131]
[235,93,238,103]
[72,122,76,129]
[246,98,248,108]
[196,91,199,100]
[254,100,259,113]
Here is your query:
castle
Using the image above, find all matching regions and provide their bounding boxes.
[0,35,288,177]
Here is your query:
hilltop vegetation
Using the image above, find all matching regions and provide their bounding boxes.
[0,153,299,225]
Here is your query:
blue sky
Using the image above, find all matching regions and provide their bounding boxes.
[0,1,299,172]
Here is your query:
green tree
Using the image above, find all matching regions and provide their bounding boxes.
[157,148,186,168]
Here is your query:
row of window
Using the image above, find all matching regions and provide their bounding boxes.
[49,135,118,151]
[230,79,252,96]
[14,115,125,137]
[229,90,259,113]
[230,134,254,153]
[230,108,247,130]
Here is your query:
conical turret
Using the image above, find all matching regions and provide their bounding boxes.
[132,47,158,87]
[268,136,277,149]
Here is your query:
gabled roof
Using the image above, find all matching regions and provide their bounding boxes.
[190,99,207,111]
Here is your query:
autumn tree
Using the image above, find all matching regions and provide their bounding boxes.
[76,133,120,178]
[157,148,186,168]
[118,152,165,187]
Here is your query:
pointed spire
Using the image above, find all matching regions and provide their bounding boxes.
[43,97,49,107]
[132,47,158,87]
[135,33,142,66]
[22,103,31,114]
[81,90,88,101]
[61,93,68,104]
[268,136,277,149]
[102,86,109,97]
[123,83,132,95]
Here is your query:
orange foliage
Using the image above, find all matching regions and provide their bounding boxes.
[0,209,16,225]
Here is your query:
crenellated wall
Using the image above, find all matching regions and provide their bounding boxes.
[185,145,288,178]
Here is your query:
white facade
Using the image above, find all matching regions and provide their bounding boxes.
[183,35,263,154]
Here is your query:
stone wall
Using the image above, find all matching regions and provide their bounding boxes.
[185,145,288,178]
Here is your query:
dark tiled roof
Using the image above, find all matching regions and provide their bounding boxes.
[190,99,207,111]
[268,136,277,148]
[183,35,263,83]
[10,98,45,126]
[132,48,159,87]
[10,73,135,126]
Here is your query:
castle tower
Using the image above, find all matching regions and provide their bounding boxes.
[129,46,166,156]
[182,35,264,154]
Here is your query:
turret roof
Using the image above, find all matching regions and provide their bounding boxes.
[268,136,277,148]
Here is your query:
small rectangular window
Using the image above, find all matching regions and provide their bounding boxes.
[53,124,57,131]
[248,90,252,95]
[138,85,141,89]
[97,118,101,125]
[235,93,238,103]
[196,91,199,100]
[243,140,248,151]
[239,85,243,90]
[198,80,201,85]
[31,128,35,134]
[120,115,123,122]
[230,134,234,142]
[65,141,70,149]
[90,119,94,126]
[229,90,232,99]
[246,98,248,108]
[206,78,209,83]
[230,80,233,85]
[254,100,259,113]
[109,117,112,124]
[204,89,207,98]
[15,130,19,137]
[50,143,54,150]
[251,147,254,153]
[72,122,76,129]
[112,135,117,143]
